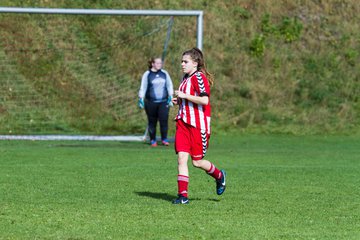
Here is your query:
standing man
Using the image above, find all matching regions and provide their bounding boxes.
[138,57,173,147]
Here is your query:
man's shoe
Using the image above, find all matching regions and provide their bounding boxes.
[216,170,226,195]
[162,139,170,146]
[150,140,157,147]
[172,194,189,204]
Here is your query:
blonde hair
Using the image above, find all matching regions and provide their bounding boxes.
[182,47,214,86]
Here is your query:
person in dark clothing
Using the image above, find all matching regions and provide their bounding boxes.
[138,57,174,147]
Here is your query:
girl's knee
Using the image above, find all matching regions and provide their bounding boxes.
[192,160,202,168]
[178,153,189,165]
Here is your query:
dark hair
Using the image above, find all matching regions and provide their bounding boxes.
[148,57,162,70]
[182,47,214,86]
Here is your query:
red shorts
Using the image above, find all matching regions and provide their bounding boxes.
[175,119,210,160]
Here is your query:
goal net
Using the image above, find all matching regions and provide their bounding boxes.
[0,8,201,140]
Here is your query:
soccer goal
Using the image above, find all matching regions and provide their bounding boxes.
[0,7,203,141]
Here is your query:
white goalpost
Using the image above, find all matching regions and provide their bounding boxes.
[0,7,203,141]
[0,7,203,50]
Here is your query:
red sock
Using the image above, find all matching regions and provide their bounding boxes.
[207,163,222,180]
[177,175,189,198]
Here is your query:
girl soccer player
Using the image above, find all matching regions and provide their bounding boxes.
[172,48,226,204]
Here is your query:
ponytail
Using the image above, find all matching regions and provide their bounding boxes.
[148,57,154,70]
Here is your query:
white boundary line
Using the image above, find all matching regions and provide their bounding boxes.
[0,135,144,141]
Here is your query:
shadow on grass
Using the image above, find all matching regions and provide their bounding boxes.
[207,198,221,202]
[135,191,176,202]
[135,191,221,202]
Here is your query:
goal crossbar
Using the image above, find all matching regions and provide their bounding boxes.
[0,7,203,50]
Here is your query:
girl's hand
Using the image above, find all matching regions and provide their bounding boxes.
[175,90,186,99]
[175,90,209,105]
[171,98,178,105]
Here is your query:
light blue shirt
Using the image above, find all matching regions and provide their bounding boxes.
[139,69,173,103]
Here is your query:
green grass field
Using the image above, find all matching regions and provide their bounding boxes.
[0,134,359,239]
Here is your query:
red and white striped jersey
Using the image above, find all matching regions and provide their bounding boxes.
[176,71,211,134]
